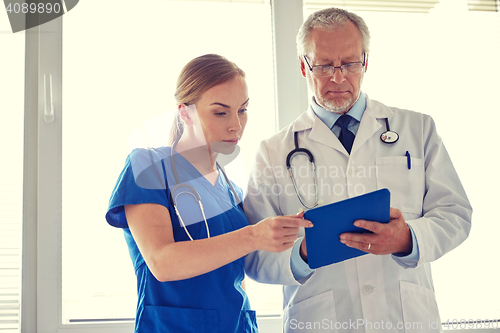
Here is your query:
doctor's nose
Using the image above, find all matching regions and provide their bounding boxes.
[330,67,346,84]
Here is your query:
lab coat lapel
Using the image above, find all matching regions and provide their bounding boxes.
[294,108,348,155]
[351,97,394,154]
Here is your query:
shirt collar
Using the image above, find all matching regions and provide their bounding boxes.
[311,92,366,128]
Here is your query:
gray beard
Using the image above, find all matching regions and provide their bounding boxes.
[320,98,353,114]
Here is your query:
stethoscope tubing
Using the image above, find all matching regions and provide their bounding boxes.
[288,117,398,210]
[170,139,240,240]
[286,132,319,210]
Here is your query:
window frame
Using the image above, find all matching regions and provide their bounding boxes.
[20,1,500,333]
[21,13,39,333]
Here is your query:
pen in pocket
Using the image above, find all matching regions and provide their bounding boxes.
[405,151,411,170]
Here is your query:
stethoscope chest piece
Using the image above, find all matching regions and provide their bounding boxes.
[380,118,399,144]
[380,130,399,144]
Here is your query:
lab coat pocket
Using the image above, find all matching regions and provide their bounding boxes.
[400,281,441,333]
[375,156,424,215]
[140,305,219,333]
[283,289,337,333]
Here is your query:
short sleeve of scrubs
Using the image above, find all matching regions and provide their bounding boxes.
[106,148,171,229]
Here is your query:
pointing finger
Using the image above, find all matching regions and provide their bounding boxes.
[287,218,313,228]
[278,214,313,228]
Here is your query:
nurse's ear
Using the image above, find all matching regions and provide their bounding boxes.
[178,104,193,126]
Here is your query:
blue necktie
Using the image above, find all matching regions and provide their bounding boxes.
[336,114,355,154]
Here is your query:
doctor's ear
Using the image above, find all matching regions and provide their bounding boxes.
[178,104,193,126]
[364,54,369,72]
[299,56,307,78]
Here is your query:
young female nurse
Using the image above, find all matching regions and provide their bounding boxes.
[105,54,312,333]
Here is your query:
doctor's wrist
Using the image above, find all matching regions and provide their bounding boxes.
[392,223,413,256]
[299,238,308,263]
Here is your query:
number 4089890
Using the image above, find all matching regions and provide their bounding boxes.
[5,2,61,14]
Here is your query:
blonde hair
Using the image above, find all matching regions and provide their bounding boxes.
[169,54,246,145]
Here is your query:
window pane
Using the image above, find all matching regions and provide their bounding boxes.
[304,1,500,323]
[0,12,24,333]
[62,0,276,322]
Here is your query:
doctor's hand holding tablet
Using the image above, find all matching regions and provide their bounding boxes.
[301,188,413,269]
[339,207,412,256]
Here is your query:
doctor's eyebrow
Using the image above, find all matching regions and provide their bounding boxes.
[315,56,362,64]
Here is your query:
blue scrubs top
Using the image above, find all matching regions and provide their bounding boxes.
[106,147,258,333]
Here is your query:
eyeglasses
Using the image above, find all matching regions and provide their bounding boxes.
[303,53,366,77]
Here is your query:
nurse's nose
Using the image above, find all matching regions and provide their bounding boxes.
[228,113,242,132]
[330,67,346,84]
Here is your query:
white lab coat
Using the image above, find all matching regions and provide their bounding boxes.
[244,96,472,333]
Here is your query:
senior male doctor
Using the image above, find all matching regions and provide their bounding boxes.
[244,7,472,333]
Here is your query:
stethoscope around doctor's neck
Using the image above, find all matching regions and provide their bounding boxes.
[286,117,399,210]
[169,138,241,241]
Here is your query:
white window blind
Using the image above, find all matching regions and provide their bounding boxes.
[158,1,500,14]
[304,0,440,12]
[0,14,24,333]
[0,185,21,333]
[303,0,499,13]
[164,0,442,13]
[468,0,499,11]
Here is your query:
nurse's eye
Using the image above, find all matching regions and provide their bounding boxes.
[214,111,227,116]
[239,109,247,114]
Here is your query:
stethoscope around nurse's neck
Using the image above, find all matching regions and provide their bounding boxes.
[285,117,399,210]
[169,138,241,241]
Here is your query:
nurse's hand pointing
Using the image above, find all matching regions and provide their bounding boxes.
[251,212,313,253]
[339,208,412,256]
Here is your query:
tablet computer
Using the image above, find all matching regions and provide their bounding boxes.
[304,188,390,269]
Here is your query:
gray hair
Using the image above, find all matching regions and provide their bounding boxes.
[296,7,370,56]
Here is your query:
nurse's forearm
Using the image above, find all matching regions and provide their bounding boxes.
[154,215,311,282]
[126,203,252,282]
[125,203,310,282]
[152,227,259,281]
